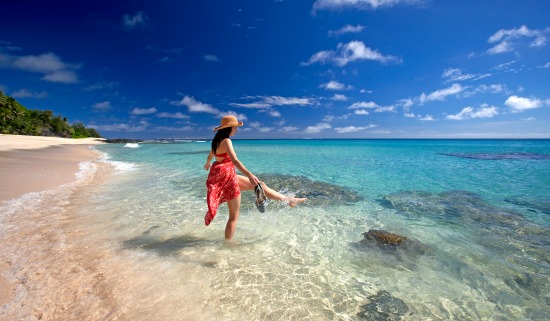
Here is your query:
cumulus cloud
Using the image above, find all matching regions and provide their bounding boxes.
[0,52,80,83]
[281,126,299,132]
[487,25,549,54]
[305,122,332,133]
[313,0,421,12]
[88,121,148,132]
[328,24,365,37]
[354,110,370,115]
[348,101,380,109]
[92,101,112,112]
[204,54,220,62]
[320,80,353,90]
[504,95,545,113]
[131,107,158,115]
[122,11,149,30]
[11,89,47,99]
[170,95,220,114]
[446,105,498,120]
[302,41,401,66]
[330,94,348,101]
[419,84,464,104]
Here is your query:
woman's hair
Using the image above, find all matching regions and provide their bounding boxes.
[211,127,232,154]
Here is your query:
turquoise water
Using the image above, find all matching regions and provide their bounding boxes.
[90,139,549,320]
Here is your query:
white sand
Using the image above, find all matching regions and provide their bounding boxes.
[0,134,105,152]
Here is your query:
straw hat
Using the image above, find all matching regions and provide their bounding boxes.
[213,115,244,132]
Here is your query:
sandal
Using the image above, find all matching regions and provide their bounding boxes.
[254,183,268,213]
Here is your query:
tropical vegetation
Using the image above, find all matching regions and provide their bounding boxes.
[0,91,101,138]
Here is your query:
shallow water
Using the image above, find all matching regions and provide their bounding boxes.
[3,139,550,320]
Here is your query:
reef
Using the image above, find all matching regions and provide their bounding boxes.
[357,290,409,320]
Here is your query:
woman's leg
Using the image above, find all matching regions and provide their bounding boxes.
[237,175,307,207]
[225,195,241,240]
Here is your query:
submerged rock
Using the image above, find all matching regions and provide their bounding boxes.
[362,230,407,246]
[358,229,430,262]
[357,290,409,320]
[504,195,550,215]
[252,174,364,206]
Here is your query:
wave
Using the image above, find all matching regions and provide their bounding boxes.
[124,143,140,148]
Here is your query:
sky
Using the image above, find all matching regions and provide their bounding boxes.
[1,0,549,139]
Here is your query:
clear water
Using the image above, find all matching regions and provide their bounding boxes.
[50,140,550,319]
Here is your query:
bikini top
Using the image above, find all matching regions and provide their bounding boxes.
[215,152,229,158]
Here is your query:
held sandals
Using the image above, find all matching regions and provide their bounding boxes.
[254,183,268,213]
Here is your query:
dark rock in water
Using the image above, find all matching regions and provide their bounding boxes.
[104,138,144,144]
[358,290,409,320]
[363,230,407,246]
[504,195,550,215]
[358,229,430,261]
[255,174,364,206]
[440,152,550,160]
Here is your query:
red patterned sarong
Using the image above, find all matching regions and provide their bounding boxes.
[205,157,240,226]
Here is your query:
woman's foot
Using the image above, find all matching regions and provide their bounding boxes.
[285,197,307,207]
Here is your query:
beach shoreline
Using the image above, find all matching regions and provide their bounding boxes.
[0,134,109,317]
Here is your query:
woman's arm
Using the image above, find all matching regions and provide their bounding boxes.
[223,139,259,185]
[204,151,214,171]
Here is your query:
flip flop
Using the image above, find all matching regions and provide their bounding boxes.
[254,183,268,213]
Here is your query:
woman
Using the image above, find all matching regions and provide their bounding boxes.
[204,115,306,240]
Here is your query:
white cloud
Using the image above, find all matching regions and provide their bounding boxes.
[446,105,499,120]
[313,0,420,11]
[328,24,365,36]
[404,113,416,118]
[131,107,158,115]
[157,112,189,119]
[88,122,148,132]
[92,101,111,112]
[280,126,299,132]
[302,41,401,66]
[487,25,549,54]
[442,68,489,82]
[374,105,396,113]
[305,122,332,133]
[349,101,380,109]
[330,94,348,101]
[122,11,149,30]
[539,62,550,69]
[204,54,220,62]
[505,95,545,113]
[419,84,464,104]
[335,124,376,133]
[320,80,353,90]
[269,110,282,117]
[11,89,47,98]
[230,95,315,108]
[170,95,220,114]
[354,110,370,115]
[419,114,435,121]
[1,52,80,84]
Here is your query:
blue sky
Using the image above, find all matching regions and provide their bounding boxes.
[1,0,549,139]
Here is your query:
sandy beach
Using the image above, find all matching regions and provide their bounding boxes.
[0,135,107,319]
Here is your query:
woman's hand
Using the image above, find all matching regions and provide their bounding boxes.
[248,173,259,186]
[204,162,211,171]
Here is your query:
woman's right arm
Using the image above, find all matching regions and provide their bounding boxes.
[224,139,259,185]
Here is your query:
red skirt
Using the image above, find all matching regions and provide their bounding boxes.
[205,158,240,226]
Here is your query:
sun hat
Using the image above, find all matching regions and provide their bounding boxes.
[213,115,244,132]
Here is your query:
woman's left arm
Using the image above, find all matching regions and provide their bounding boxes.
[204,151,214,171]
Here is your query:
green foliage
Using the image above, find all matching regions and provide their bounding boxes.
[0,91,102,138]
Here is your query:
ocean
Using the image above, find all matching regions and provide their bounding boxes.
[4,139,550,320]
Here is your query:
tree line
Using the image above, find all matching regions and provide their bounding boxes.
[0,92,101,138]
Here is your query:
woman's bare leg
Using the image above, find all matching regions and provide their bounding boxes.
[225,195,241,240]
[237,175,307,207]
